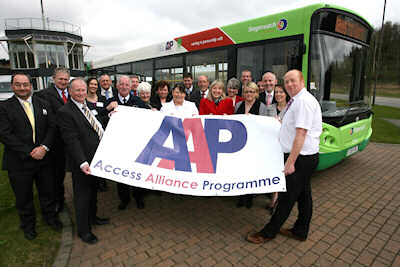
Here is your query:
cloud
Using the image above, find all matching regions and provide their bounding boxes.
[0,0,399,62]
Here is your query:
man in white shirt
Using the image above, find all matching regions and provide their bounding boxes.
[247,69,322,244]
[259,72,278,106]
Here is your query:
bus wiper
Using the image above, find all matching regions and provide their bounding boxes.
[337,101,368,125]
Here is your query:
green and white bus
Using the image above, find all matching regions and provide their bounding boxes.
[90,3,373,170]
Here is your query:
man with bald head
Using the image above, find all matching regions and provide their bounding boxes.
[190,75,209,108]
[98,74,117,100]
[247,70,322,244]
[259,72,278,106]
[57,78,109,244]
[103,75,148,211]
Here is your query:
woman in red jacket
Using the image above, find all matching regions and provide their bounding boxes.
[199,79,234,115]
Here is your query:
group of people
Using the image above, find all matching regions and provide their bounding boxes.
[0,66,322,246]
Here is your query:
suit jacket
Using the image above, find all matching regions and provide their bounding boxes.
[234,98,268,116]
[104,94,148,110]
[199,98,234,115]
[185,87,195,101]
[35,85,68,153]
[189,88,202,109]
[0,95,56,170]
[56,101,104,172]
[150,94,172,111]
[259,91,277,106]
[103,94,148,126]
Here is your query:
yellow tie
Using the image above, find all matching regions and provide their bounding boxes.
[23,101,35,142]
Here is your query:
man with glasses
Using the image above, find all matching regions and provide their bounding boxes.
[0,73,62,240]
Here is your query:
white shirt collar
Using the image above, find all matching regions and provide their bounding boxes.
[118,93,130,103]
[16,95,32,105]
[71,98,87,109]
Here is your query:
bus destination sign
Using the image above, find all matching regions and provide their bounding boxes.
[335,15,368,43]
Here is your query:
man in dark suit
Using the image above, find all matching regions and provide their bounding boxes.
[98,74,118,101]
[259,72,278,106]
[104,75,148,211]
[0,73,62,240]
[190,75,209,109]
[183,72,195,101]
[56,78,109,244]
[36,67,70,213]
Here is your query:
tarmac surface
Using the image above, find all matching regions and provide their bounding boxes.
[54,142,400,267]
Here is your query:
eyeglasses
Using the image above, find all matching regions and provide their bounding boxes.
[13,83,30,88]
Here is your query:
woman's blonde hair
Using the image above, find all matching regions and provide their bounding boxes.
[243,82,259,98]
[207,79,226,100]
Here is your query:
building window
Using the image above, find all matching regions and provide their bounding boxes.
[67,44,84,70]
[9,42,35,69]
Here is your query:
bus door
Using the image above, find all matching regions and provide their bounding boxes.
[186,49,228,83]
[155,56,183,86]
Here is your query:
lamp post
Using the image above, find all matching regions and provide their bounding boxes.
[372,0,387,105]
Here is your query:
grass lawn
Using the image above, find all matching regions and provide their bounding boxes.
[371,105,400,144]
[0,143,60,267]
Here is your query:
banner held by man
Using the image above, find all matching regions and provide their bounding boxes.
[90,106,285,196]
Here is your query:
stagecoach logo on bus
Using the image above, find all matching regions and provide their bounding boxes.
[248,18,288,33]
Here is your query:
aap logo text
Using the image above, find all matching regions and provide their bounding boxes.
[136,116,247,174]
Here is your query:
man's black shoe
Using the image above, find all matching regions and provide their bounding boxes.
[48,219,63,231]
[78,232,98,244]
[135,198,145,209]
[94,216,110,225]
[24,230,37,240]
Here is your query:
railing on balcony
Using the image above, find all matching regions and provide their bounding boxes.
[4,18,81,36]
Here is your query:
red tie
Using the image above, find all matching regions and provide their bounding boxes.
[201,91,205,98]
[62,90,68,104]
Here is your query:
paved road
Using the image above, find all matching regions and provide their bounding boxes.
[58,143,400,266]
[331,94,400,108]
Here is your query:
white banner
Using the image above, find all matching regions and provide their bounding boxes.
[90,106,286,196]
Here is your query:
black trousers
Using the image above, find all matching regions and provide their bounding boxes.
[71,171,98,235]
[8,165,56,232]
[260,153,319,239]
[54,152,66,204]
[117,183,144,204]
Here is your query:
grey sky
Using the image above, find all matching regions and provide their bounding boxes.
[0,0,398,61]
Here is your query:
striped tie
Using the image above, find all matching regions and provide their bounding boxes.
[22,101,35,142]
[82,105,104,140]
